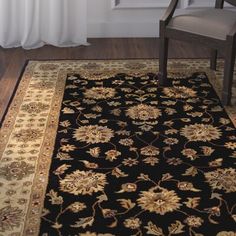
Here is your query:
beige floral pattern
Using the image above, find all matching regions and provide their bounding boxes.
[137,187,181,215]
[163,86,197,99]
[0,206,23,232]
[204,168,236,193]
[182,148,198,160]
[105,150,121,161]
[84,87,116,100]
[121,183,137,192]
[181,124,222,142]
[39,63,59,71]
[68,202,86,213]
[217,232,236,236]
[21,102,49,114]
[80,71,117,80]
[140,146,160,156]
[184,215,203,228]
[124,62,147,70]
[60,170,107,195]
[126,104,161,121]
[73,125,114,144]
[30,80,55,89]
[0,161,34,180]
[124,218,142,229]
[12,129,43,143]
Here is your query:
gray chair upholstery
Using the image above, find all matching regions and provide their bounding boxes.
[168,9,236,40]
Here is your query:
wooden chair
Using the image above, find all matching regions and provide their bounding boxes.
[159,0,236,105]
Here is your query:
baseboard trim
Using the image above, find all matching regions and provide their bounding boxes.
[88,21,159,38]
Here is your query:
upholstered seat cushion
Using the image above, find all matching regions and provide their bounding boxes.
[168,9,236,40]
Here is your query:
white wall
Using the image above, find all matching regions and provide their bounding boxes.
[87,0,166,37]
[87,0,222,38]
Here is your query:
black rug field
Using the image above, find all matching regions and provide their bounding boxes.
[40,70,236,236]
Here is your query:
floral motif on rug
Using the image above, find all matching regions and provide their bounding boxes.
[0,60,235,236]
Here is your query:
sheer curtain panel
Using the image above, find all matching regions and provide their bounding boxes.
[0,0,88,49]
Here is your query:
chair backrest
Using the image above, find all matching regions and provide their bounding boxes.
[215,0,236,8]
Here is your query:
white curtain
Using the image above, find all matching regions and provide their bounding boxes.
[0,0,88,49]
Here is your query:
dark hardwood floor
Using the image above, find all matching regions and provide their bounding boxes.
[0,38,212,124]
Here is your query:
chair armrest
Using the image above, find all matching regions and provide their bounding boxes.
[160,0,179,25]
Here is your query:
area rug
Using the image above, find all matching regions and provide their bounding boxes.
[0,60,236,236]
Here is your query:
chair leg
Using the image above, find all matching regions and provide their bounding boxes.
[222,40,235,106]
[210,49,217,70]
[159,37,170,86]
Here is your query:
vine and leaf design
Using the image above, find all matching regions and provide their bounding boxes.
[40,67,236,236]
